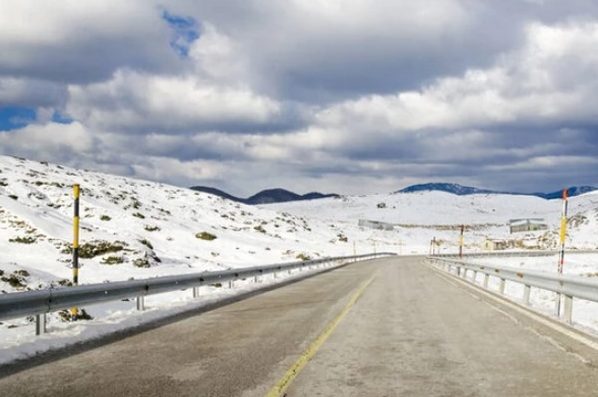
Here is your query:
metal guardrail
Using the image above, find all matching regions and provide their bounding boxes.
[0,252,395,334]
[434,249,598,259]
[428,256,598,324]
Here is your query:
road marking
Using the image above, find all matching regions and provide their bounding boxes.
[429,264,598,352]
[265,275,375,397]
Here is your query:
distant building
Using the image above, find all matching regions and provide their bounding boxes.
[509,218,548,234]
[483,238,509,251]
[358,219,394,231]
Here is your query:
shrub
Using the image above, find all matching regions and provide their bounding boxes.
[253,225,266,234]
[62,240,125,258]
[1,271,28,288]
[133,257,150,268]
[8,194,18,200]
[9,236,37,244]
[131,198,142,209]
[296,253,311,261]
[56,279,73,287]
[132,212,145,219]
[58,309,93,322]
[100,215,111,221]
[139,239,153,249]
[196,231,217,241]
[102,256,124,265]
[144,225,160,232]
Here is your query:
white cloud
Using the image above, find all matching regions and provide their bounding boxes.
[309,21,598,137]
[0,77,66,108]
[0,1,178,83]
[1,1,598,193]
[130,156,226,183]
[66,69,281,133]
[0,122,94,158]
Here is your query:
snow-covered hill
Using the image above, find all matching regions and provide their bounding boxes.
[265,189,598,252]
[0,155,364,296]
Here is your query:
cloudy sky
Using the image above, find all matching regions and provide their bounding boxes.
[1,0,597,195]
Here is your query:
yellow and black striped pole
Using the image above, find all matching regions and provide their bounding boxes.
[556,188,568,317]
[71,184,80,319]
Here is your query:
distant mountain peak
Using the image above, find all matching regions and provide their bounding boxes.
[396,182,597,199]
[397,183,495,195]
[189,186,339,205]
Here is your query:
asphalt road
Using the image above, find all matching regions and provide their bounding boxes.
[0,256,597,396]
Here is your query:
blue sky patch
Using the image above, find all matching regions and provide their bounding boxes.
[0,106,36,131]
[52,111,73,124]
[162,10,200,57]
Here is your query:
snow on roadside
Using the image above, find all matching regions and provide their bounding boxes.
[461,254,598,335]
[0,263,341,365]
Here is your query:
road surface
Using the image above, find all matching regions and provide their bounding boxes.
[0,256,597,396]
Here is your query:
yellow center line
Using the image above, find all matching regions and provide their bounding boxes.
[265,274,376,397]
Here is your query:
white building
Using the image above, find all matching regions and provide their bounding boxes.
[509,218,548,234]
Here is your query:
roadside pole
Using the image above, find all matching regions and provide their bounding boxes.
[556,188,568,317]
[71,184,80,320]
[458,225,464,258]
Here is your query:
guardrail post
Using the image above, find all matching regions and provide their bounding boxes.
[35,313,46,336]
[254,275,259,283]
[136,296,145,311]
[563,295,573,324]
[228,280,234,288]
[499,278,506,295]
[192,287,200,298]
[288,268,292,275]
[473,270,477,283]
[523,285,531,305]
[483,274,489,289]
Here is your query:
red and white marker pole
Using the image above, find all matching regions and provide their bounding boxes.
[556,188,568,317]
[558,189,569,274]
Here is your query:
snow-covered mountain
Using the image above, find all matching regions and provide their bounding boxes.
[396,182,597,199]
[398,183,498,195]
[189,186,339,205]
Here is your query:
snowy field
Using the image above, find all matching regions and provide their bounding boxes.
[459,254,598,335]
[266,189,598,253]
[1,154,597,363]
